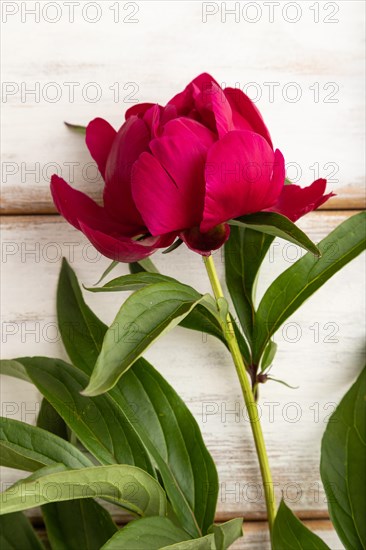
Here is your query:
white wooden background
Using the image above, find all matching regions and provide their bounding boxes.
[1,2,365,548]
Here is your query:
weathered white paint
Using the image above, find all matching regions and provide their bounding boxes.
[1,213,364,539]
[1,2,364,546]
[1,2,365,212]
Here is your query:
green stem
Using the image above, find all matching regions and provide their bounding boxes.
[203,254,277,535]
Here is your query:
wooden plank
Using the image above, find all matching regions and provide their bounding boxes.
[1,183,364,215]
[1,2,365,214]
[1,211,364,534]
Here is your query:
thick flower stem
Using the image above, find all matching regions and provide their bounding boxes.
[203,254,277,536]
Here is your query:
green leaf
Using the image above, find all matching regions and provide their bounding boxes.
[64,122,86,135]
[321,366,366,550]
[260,341,277,372]
[0,417,92,472]
[0,359,31,382]
[57,258,108,375]
[225,225,274,343]
[9,357,154,474]
[254,212,366,362]
[42,499,117,550]
[85,272,178,293]
[60,260,229,381]
[94,260,119,286]
[100,517,190,549]
[37,398,69,440]
[100,517,243,550]
[272,500,330,549]
[83,282,216,396]
[125,258,251,364]
[87,269,250,364]
[4,353,216,538]
[163,537,212,549]
[211,518,244,549]
[56,262,218,537]
[229,212,320,256]
[0,512,45,550]
[35,387,119,550]
[162,238,184,254]
[129,258,160,274]
[110,358,218,537]
[159,518,243,549]
[0,464,167,517]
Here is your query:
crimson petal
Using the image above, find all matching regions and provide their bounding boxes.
[79,222,164,263]
[50,175,121,234]
[169,73,233,137]
[85,118,116,179]
[104,116,150,234]
[132,118,215,236]
[201,131,285,232]
[268,178,335,221]
[224,88,273,148]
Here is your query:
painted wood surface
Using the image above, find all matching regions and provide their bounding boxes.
[1,212,364,537]
[1,1,364,546]
[1,1,365,214]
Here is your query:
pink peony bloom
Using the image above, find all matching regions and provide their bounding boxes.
[51,73,333,260]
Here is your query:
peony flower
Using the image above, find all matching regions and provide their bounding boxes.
[51,73,333,260]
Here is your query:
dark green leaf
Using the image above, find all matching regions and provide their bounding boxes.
[0,465,167,517]
[57,258,108,375]
[321,366,366,550]
[35,393,119,550]
[254,212,366,362]
[101,517,243,550]
[85,272,178,293]
[125,258,251,364]
[83,282,216,396]
[272,500,330,549]
[11,357,154,474]
[0,416,92,472]
[87,268,250,364]
[211,517,244,549]
[6,353,216,538]
[110,359,218,537]
[42,499,117,550]
[100,517,190,549]
[163,537,212,549]
[162,239,184,254]
[64,122,86,135]
[94,261,119,286]
[37,398,69,440]
[260,341,277,372]
[225,225,274,343]
[0,359,31,382]
[229,212,320,256]
[129,258,159,274]
[57,263,218,537]
[0,512,45,550]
